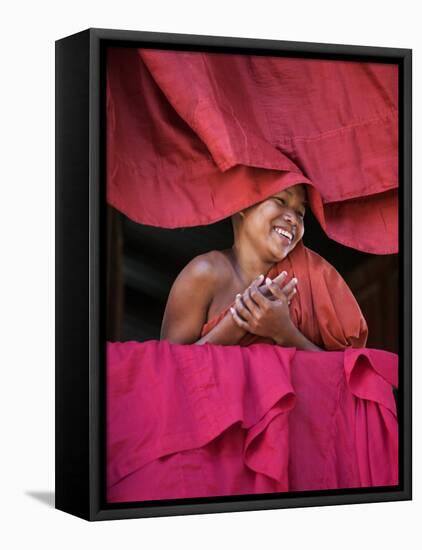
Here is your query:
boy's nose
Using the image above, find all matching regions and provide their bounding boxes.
[283,211,297,225]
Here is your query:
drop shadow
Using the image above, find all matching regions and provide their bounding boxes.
[26,491,55,508]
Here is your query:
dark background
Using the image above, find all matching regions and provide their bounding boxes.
[106,206,398,353]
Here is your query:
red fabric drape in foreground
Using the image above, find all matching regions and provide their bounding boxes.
[107,48,398,254]
[107,341,398,502]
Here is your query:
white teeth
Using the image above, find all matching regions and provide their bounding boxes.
[274,227,293,241]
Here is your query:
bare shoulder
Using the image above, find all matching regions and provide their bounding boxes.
[161,250,232,343]
[177,250,232,288]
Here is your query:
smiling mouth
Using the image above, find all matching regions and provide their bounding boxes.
[273,226,294,244]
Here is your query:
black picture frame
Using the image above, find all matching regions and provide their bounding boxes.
[55,27,412,521]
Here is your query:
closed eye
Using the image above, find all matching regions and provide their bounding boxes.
[273,197,305,219]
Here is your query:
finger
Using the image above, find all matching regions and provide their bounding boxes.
[264,271,287,300]
[230,306,249,330]
[286,287,297,302]
[257,281,272,299]
[243,284,261,316]
[247,277,261,299]
[272,271,288,285]
[249,282,270,308]
[281,277,298,296]
[252,274,265,288]
[265,272,296,297]
[265,277,286,300]
[244,274,265,298]
[235,293,252,321]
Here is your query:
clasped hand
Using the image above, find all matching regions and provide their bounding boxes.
[230,271,298,344]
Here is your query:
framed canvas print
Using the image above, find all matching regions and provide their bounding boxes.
[55,28,412,521]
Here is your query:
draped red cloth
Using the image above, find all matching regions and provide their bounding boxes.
[107,341,398,502]
[107,48,398,253]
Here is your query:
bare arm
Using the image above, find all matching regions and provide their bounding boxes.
[160,255,246,345]
[272,324,323,351]
[194,310,246,345]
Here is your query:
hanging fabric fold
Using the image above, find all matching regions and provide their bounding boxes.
[107,48,398,253]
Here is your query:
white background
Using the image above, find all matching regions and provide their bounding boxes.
[0,0,419,548]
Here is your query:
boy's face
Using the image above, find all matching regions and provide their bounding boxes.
[241,184,307,261]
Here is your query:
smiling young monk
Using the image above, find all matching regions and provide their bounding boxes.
[160,184,368,350]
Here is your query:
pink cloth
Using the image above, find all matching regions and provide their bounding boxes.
[107,341,398,502]
[107,49,398,253]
